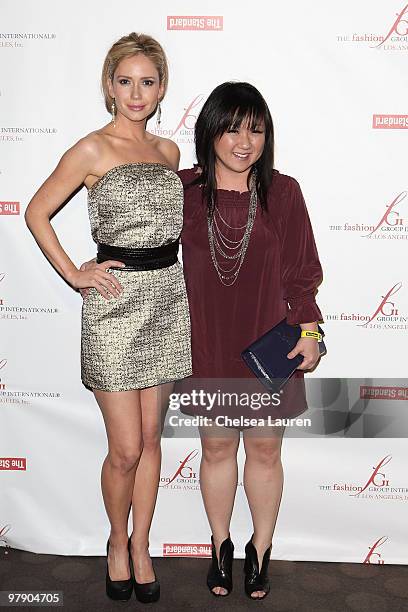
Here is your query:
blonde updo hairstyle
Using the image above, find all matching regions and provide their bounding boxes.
[101,32,169,113]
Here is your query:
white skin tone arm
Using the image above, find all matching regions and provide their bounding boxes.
[25,138,123,298]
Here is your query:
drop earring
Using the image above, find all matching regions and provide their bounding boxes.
[111,98,116,128]
[156,101,162,126]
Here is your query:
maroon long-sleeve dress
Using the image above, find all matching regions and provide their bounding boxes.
[177,166,323,422]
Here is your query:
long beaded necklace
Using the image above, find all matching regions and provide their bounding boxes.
[207,173,257,286]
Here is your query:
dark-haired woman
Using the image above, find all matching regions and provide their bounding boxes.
[177,82,323,600]
[79,81,323,600]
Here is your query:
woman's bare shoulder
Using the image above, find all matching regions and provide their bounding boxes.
[152,134,180,170]
[63,127,117,170]
[74,127,111,155]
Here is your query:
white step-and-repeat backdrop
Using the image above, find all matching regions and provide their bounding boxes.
[1,0,407,563]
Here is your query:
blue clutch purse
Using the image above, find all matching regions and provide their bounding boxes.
[241,317,326,392]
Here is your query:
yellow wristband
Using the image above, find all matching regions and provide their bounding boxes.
[301,330,322,342]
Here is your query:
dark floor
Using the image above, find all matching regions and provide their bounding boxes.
[1,546,408,611]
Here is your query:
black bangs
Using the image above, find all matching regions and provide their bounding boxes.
[190,81,275,217]
[228,108,264,131]
[215,103,266,137]
[208,84,268,139]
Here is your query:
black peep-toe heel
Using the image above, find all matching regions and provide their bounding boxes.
[244,535,272,600]
[206,534,234,596]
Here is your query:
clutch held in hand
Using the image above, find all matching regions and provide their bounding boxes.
[241,317,326,393]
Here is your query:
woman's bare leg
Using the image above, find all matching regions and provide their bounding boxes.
[199,423,240,595]
[95,388,143,581]
[130,382,173,583]
[243,425,285,599]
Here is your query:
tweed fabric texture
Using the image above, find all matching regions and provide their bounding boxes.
[81,163,192,391]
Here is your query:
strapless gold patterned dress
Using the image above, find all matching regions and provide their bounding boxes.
[81,162,192,391]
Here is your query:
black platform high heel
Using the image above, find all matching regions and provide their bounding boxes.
[105,538,133,601]
[129,539,160,604]
[206,534,234,596]
[244,535,272,600]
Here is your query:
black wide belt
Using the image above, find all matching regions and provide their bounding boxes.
[97,240,179,271]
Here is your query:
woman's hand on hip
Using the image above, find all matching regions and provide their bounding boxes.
[75,258,125,299]
[287,337,320,371]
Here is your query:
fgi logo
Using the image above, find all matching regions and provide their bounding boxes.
[171,95,204,138]
[363,536,388,564]
[351,455,392,497]
[0,358,7,390]
[372,3,408,48]
[363,192,406,236]
[0,272,5,306]
[358,282,402,327]
[160,449,199,487]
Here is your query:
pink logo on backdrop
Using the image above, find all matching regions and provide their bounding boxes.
[0,358,7,390]
[363,536,388,564]
[0,273,4,305]
[363,192,406,236]
[336,3,408,50]
[333,281,406,328]
[151,94,204,144]
[360,385,408,400]
[0,201,20,215]
[167,16,223,31]
[163,543,212,557]
[372,115,408,129]
[171,95,204,138]
[358,282,402,327]
[372,3,408,47]
[160,449,199,487]
[351,456,392,497]
[0,458,27,470]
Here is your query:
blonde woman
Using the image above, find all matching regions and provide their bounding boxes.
[25,33,192,604]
